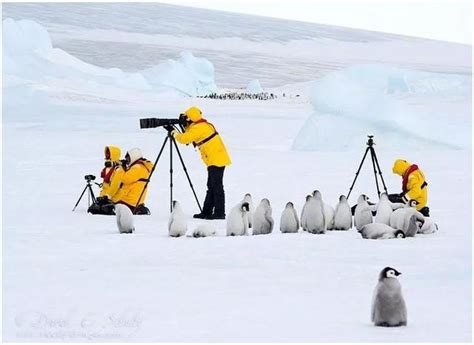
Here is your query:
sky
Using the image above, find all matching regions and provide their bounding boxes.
[157,0,472,44]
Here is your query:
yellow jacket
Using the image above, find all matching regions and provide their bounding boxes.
[392,159,428,210]
[174,107,231,167]
[115,159,154,207]
[99,146,121,198]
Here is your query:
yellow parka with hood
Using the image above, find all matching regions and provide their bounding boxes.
[173,107,231,167]
[114,148,154,208]
[392,159,428,210]
[99,145,125,202]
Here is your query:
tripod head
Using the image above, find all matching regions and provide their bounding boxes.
[366,135,375,147]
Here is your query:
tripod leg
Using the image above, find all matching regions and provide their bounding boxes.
[371,148,388,194]
[72,184,89,211]
[134,135,169,212]
[169,133,173,213]
[171,137,203,212]
[369,147,381,197]
[347,147,370,199]
[88,184,97,206]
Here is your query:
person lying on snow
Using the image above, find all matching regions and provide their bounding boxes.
[88,147,153,215]
[388,159,430,217]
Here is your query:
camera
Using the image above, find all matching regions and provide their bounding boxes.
[84,174,96,182]
[139,114,189,132]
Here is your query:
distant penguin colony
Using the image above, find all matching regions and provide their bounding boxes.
[372,267,407,327]
[252,198,274,235]
[115,203,135,234]
[280,202,299,233]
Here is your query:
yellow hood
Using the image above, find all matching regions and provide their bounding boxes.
[184,106,202,122]
[392,159,411,176]
[105,145,121,162]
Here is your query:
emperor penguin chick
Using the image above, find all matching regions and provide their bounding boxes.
[305,195,325,234]
[313,190,335,230]
[300,195,312,231]
[115,204,135,234]
[252,199,274,235]
[241,193,254,228]
[226,202,250,236]
[372,267,407,327]
[168,200,187,237]
[355,194,373,231]
[334,195,352,230]
[280,202,299,233]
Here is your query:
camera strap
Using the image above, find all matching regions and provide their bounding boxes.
[193,119,219,147]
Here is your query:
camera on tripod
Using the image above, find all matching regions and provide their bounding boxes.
[139,114,189,132]
[84,174,96,182]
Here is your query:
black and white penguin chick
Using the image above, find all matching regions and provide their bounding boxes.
[115,203,135,234]
[241,193,254,228]
[280,202,299,233]
[252,198,274,235]
[390,200,423,232]
[358,223,405,239]
[313,190,335,230]
[354,194,373,231]
[168,200,188,237]
[374,192,397,225]
[226,202,250,236]
[372,267,407,327]
[305,194,326,234]
[419,217,438,234]
[334,195,352,230]
[300,195,312,231]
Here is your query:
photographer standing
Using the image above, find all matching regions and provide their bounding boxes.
[172,106,231,219]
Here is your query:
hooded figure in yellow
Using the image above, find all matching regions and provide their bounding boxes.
[114,148,154,214]
[173,106,231,219]
[99,145,123,199]
[392,159,428,215]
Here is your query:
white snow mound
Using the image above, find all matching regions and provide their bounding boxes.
[3,18,217,97]
[292,64,470,151]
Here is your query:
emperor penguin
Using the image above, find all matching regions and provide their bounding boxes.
[358,223,405,239]
[390,200,423,232]
[300,195,312,231]
[241,193,254,228]
[252,199,274,235]
[168,200,187,237]
[305,195,326,234]
[226,202,250,236]
[334,195,352,230]
[371,267,407,327]
[419,217,438,234]
[354,194,373,231]
[313,190,335,230]
[280,202,299,233]
[115,203,135,234]
[374,192,394,225]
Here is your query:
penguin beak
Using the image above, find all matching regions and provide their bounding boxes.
[395,271,402,276]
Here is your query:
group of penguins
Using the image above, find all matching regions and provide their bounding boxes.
[197,92,277,101]
[115,189,438,239]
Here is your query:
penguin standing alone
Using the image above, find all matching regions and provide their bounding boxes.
[280,202,299,233]
[115,204,135,234]
[334,195,352,230]
[371,267,407,327]
[252,199,274,235]
[354,194,373,231]
[168,200,187,237]
[226,202,250,236]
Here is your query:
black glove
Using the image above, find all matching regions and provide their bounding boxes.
[119,159,128,170]
[96,196,111,206]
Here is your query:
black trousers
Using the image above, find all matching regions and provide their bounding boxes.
[202,166,226,216]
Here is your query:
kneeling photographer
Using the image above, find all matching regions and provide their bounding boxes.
[171,106,231,220]
[114,148,154,215]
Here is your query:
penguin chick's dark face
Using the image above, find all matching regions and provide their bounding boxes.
[241,202,250,212]
[380,266,402,280]
[395,230,405,239]
[286,202,294,208]
[261,198,270,206]
[339,195,346,201]
[306,195,312,201]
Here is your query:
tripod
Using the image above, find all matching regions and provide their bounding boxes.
[135,130,202,214]
[72,178,100,211]
[347,135,388,199]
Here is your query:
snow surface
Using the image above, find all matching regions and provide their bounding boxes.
[2,8,472,343]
